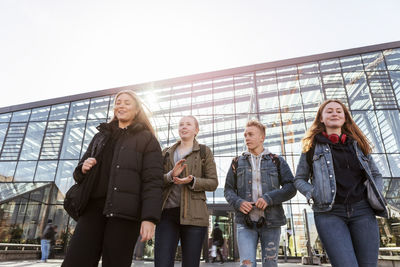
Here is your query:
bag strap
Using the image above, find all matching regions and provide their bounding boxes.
[268,153,281,181]
[163,148,170,172]
[199,144,207,178]
[231,156,240,192]
[306,145,315,180]
[231,153,281,186]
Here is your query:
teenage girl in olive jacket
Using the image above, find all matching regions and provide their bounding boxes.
[154,115,218,267]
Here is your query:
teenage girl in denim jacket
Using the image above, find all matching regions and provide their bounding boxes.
[294,99,387,267]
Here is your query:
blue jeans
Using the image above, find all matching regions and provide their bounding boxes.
[154,208,207,267]
[236,223,281,267]
[41,239,50,261]
[314,199,379,267]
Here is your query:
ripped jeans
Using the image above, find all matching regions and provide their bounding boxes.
[236,223,280,267]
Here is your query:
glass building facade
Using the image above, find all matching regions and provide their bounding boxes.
[0,41,400,260]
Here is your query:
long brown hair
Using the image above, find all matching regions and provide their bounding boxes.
[301,99,372,155]
[111,90,155,136]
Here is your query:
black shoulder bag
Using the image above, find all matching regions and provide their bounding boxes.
[63,136,104,221]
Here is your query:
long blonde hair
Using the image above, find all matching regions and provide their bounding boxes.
[111,90,155,136]
[301,99,372,155]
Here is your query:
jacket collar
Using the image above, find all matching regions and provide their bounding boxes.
[166,139,200,162]
[167,139,200,152]
[242,147,271,159]
[96,120,145,135]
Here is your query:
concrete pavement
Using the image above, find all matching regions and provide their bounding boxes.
[0,259,331,267]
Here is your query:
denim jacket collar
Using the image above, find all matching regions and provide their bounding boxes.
[242,147,271,159]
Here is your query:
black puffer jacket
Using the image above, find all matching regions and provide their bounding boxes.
[73,121,163,223]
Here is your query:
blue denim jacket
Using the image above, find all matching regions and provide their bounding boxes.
[294,140,387,217]
[224,153,296,227]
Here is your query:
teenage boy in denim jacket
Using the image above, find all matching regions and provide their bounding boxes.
[224,120,296,267]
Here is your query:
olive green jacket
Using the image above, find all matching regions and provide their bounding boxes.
[162,140,218,227]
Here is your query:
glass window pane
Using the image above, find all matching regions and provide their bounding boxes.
[107,96,115,121]
[14,161,37,182]
[387,154,400,177]
[384,48,400,71]
[278,75,302,113]
[20,122,46,160]
[60,121,86,159]
[213,156,232,203]
[0,113,11,123]
[214,77,234,115]
[299,74,324,112]
[35,161,58,182]
[388,71,400,108]
[297,62,319,74]
[30,107,50,121]
[196,115,213,150]
[257,73,280,113]
[386,179,400,201]
[49,103,70,121]
[366,71,397,109]
[88,96,110,119]
[68,100,90,120]
[236,115,250,153]
[192,80,212,116]
[55,160,78,196]
[376,110,400,153]
[281,112,305,155]
[340,55,364,72]
[304,111,316,130]
[11,110,31,122]
[285,154,300,175]
[214,115,235,156]
[321,73,348,104]
[0,161,17,182]
[362,51,386,71]
[276,66,297,76]
[0,123,8,152]
[319,59,341,73]
[352,111,385,153]
[40,121,66,159]
[143,88,170,116]
[0,122,27,160]
[371,154,391,177]
[261,113,283,155]
[344,72,372,110]
[234,74,256,114]
[152,115,169,146]
[164,115,179,147]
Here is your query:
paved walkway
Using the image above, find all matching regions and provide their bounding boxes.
[0,259,331,267]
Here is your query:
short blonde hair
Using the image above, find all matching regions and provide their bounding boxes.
[246,119,266,136]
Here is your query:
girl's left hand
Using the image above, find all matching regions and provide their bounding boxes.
[173,175,194,184]
[140,221,155,242]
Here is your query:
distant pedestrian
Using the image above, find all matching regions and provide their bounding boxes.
[211,223,224,264]
[49,225,58,259]
[40,219,55,262]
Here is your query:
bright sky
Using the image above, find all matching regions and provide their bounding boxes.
[1,0,399,109]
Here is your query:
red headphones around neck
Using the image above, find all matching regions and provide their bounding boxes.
[322,132,347,144]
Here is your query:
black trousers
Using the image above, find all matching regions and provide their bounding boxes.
[62,199,140,267]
